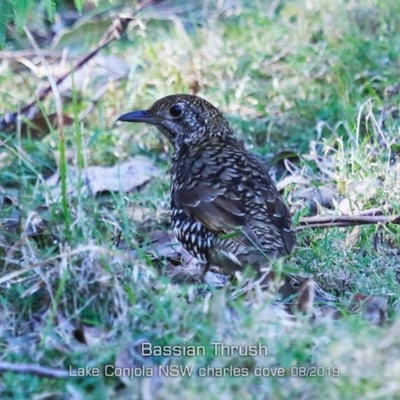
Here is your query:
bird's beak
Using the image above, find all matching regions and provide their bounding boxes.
[117,110,159,124]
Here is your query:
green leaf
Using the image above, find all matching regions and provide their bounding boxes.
[220,231,241,240]
[45,0,56,21]
[390,143,400,153]
[13,0,32,32]
[74,0,84,14]
[0,0,11,46]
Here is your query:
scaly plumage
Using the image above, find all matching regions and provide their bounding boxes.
[118,94,296,276]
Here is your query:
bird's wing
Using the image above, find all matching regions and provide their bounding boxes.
[173,184,260,248]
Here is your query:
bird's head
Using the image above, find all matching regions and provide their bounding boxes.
[117,94,234,150]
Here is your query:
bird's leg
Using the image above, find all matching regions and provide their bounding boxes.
[199,262,210,282]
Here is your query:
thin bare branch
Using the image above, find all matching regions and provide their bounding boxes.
[297,212,400,232]
[24,28,64,136]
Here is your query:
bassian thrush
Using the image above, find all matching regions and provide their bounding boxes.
[118,95,296,277]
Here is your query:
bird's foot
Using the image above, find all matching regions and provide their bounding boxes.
[199,263,210,283]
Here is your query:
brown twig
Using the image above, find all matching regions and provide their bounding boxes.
[0,0,162,131]
[0,362,69,379]
[297,212,400,232]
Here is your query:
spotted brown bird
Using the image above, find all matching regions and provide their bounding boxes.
[118,95,296,277]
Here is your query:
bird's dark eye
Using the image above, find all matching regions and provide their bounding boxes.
[169,104,183,118]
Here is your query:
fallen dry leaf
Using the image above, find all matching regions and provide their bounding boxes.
[337,197,361,215]
[56,54,129,94]
[45,156,160,198]
[312,305,343,322]
[295,279,315,315]
[349,293,387,325]
[72,324,109,347]
[20,112,74,139]
[345,225,361,248]
[339,179,380,214]
[50,18,112,52]
[294,186,338,210]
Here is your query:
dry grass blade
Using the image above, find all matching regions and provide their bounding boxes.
[0,362,69,379]
[0,245,128,285]
[0,50,62,59]
[23,28,64,134]
[23,27,71,231]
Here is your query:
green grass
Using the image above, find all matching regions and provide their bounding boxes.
[1,0,400,398]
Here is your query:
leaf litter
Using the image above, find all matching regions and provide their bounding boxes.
[45,155,161,198]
